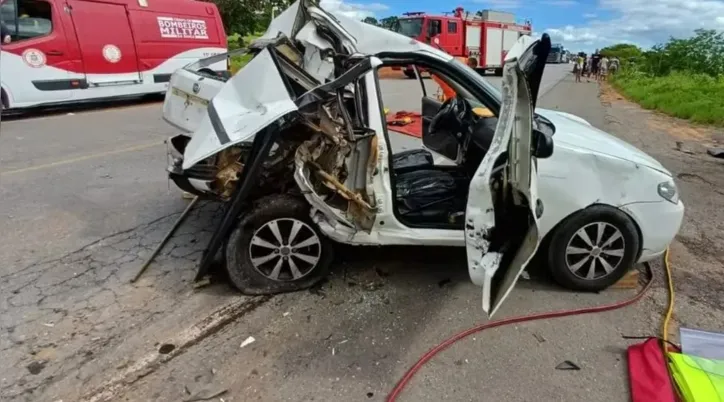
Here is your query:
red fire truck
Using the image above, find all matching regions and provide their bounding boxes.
[392,7,532,77]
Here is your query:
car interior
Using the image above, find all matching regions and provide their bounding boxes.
[386,66,501,230]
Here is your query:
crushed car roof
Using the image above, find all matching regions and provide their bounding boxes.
[258,0,454,61]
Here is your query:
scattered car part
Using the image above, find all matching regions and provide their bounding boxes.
[555,360,581,370]
[707,147,724,159]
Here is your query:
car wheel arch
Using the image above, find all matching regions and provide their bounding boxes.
[542,202,644,263]
[543,202,644,291]
[1,87,9,110]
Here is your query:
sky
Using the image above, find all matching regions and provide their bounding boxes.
[319,0,724,52]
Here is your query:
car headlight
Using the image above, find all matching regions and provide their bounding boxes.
[658,181,679,204]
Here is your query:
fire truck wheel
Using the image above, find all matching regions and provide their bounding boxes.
[494,68,503,77]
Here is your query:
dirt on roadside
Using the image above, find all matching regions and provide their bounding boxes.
[599,81,724,331]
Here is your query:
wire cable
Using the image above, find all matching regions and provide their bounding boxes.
[386,263,655,402]
[661,247,675,344]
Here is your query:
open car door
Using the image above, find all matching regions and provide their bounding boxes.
[465,34,552,317]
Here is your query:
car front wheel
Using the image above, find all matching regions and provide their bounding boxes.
[225,195,333,295]
[547,205,640,292]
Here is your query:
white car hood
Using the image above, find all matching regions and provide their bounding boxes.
[536,109,672,176]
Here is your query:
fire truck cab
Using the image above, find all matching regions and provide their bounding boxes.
[393,7,532,77]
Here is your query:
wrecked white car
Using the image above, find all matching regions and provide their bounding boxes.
[162,1,683,316]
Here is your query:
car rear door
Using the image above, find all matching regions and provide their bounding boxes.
[465,34,551,317]
[67,0,142,85]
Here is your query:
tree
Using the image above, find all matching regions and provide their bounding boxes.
[205,0,291,36]
[363,16,378,26]
[600,43,642,60]
[255,0,293,32]
[378,16,398,29]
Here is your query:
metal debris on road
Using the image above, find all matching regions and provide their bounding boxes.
[193,277,212,289]
[674,141,695,155]
[555,360,581,370]
[240,336,256,348]
[707,147,724,159]
[130,196,199,283]
[26,360,47,375]
[182,387,228,402]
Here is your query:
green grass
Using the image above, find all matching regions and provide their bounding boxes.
[611,71,724,126]
[227,32,262,74]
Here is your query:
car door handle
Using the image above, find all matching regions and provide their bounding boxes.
[46,50,64,56]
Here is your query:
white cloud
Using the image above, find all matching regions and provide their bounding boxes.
[543,0,578,6]
[545,0,724,52]
[472,0,522,9]
[319,0,389,19]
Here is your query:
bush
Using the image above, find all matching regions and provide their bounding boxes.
[226,32,261,73]
[611,71,724,125]
[609,29,724,126]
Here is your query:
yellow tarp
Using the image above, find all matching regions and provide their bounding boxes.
[668,353,724,401]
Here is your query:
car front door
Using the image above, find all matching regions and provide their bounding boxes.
[465,33,551,317]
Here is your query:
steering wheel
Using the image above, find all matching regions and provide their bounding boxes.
[428,96,473,141]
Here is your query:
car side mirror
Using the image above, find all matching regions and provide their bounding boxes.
[532,129,554,159]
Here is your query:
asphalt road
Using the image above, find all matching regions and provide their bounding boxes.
[5,63,722,402]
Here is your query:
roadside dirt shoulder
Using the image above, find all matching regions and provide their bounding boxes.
[599,82,724,334]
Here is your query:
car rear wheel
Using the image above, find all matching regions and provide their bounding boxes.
[225,195,333,295]
[547,205,640,292]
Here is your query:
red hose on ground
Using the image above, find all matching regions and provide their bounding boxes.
[386,264,654,402]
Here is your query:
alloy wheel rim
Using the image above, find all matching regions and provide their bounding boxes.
[248,218,322,282]
[565,222,626,280]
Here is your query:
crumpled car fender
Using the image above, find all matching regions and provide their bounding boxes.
[536,145,670,237]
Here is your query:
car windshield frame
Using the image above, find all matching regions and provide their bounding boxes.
[449,57,503,104]
[394,18,423,37]
[445,55,552,133]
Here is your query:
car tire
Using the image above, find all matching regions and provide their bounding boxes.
[225,195,333,295]
[546,205,640,292]
[494,68,503,77]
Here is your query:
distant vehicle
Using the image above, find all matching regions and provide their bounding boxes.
[392,7,532,76]
[562,50,571,63]
[0,0,227,111]
[547,43,566,63]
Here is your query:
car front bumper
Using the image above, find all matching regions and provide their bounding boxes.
[622,199,685,262]
[166,134,214,197]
